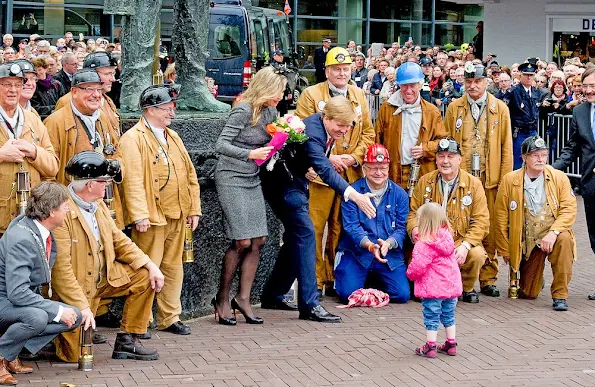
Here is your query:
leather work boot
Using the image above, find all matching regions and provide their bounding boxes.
[93,333,108,344]
[0,359,17,385]
[6,358,32,374]
[112,333,159,361]
[480,285,500,297]
[462,290,479,303]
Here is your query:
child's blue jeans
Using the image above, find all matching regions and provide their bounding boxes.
[421,297,457,331]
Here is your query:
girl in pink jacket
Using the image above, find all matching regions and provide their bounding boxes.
[406,202,462,358]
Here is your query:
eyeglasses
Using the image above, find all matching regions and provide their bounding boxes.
[583,84,595,91]
[155,106,176,113]
[0,82,23,90]
[76,86,103,94]
[364,165,389,173]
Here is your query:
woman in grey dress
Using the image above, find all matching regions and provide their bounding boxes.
[213,67,287,325]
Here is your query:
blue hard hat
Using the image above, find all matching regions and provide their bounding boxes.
[396,62,424,85]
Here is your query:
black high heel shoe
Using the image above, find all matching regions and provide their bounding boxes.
[211,297,236,326]
[231,298,264,324]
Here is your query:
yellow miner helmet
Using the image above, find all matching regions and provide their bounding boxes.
[325,47,353,67]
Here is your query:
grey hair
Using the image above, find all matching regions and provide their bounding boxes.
[37,40,50,48]
[25,182,69,221]
[61,52,76,65]
[384,66,396,76]
[70,179,90,192]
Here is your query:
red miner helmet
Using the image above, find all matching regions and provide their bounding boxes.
[364,144,391,164]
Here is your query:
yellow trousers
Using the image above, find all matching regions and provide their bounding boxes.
[309,183,342,289]
[55,266,153,362]
[461,246,488,292]
[479,187,499,287]
[132,217,185,329]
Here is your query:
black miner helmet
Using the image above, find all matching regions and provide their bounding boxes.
[72,69,103,88]
[11,59,35,74]
[463,61,487,79]
[521,135,548,154]
[0,63,23,79]
[83,52,117,69]
[436,137,462,155]
[66,151,121,180]
[139,84,180,109]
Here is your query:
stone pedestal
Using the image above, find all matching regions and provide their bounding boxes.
[120,113,281,319]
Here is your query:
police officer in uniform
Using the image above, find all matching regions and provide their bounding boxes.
[445,61,513,298]
[269,50,291,116]
[54,52,121,136]
[0,62,58,234]
[294,47,375,297]
[119,85,201,335]
[407,138,490,303]
[494,136,576,310]
[508,61,539,169]
[44,69,125,229]
[51,151,164,362]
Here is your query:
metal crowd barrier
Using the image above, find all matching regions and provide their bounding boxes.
[366,94,380,125]
[538,113,581,178]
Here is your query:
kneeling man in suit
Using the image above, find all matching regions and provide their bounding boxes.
[0,182,81,385]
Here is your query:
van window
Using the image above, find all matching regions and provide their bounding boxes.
[273,19,291,54]
[210,24,243,58]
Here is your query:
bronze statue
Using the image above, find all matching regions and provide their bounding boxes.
[105,0,230,113]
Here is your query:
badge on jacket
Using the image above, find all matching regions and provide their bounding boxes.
[355,105,362,117]
[510,200,517,211]
[520,102,524,109]
[462,195,472,206]
[455,118,463,130]
[318,100,326,111]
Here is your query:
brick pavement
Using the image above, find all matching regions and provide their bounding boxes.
[15,197,595,387]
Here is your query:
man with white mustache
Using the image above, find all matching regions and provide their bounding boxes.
[445,61,513,300]
[553,67,595,300]
[496,136,576,310]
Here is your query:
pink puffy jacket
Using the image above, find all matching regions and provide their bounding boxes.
[406,227,463,299]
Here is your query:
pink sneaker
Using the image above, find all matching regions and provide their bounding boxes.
[437,340,457,356]
[415,342,437,358]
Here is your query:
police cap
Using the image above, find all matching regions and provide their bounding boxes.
[521,135,547,154]
[0,63,24,80]
[11,59,35,74]
[518,62,537,75]
[464,61,487,79]
[66,151,121,180]
[72,69,103,88]
[419,57,433,66]
[139,84,180,109]
[436,137,462,155]
[83,52,118,70]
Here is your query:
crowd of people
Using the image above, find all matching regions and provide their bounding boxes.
[0,25,593,383]
[217,36,595,360]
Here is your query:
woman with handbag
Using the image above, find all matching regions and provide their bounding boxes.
[213,67,287,325]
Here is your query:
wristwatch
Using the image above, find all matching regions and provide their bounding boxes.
[553,230,560,236]
[461,241,472,251]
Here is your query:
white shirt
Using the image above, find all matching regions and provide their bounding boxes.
[77,205,100,243]
[32,219,63,322]
[0,105,24,139]
[523,86,531,98]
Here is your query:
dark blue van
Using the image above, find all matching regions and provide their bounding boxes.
[207,1,252,101]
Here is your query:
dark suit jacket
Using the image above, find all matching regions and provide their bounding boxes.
[303,113,349,194]
[553,102,595,188]
[508,84,540,132]
[52,70,72,94]
[0,215,59,320]
[370,73,386,94]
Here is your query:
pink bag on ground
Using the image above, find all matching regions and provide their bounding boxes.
[336,288,390,308]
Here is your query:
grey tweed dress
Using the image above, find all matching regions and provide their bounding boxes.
[215,102,277,240]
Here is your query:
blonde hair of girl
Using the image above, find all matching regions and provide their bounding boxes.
[416,202,451,242]
[241,66,287,125]
[321,96,356,126]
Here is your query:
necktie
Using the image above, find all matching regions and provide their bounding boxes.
[45,235,52,262]
[471,102,481,121]
[325,139,334,157]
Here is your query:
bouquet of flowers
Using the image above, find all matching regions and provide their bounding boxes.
[255,114,309,167]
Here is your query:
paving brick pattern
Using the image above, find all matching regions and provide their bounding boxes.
[16,197,595,386]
